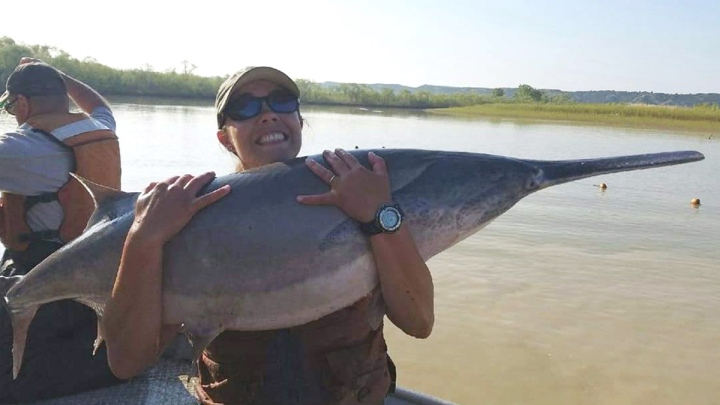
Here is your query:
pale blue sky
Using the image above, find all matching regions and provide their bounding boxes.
[3,0,718,93]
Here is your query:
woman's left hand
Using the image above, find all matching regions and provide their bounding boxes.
[297,149,391,222]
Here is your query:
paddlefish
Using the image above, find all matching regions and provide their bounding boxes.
[1,148,705,378]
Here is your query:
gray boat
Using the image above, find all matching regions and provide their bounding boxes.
[24,358,456,405]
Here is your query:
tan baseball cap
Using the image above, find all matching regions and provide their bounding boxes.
[215,66,300,128]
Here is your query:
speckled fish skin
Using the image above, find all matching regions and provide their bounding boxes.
[2,148,704,377]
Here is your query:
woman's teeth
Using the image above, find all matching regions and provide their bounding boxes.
[258,133,286,145]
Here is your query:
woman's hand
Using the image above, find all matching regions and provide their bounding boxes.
[104,172,229,379]
[131,172,230,246]
[298,149,435,338]
[297,149,390,222]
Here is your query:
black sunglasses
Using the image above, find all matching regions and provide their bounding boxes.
[3,97,18,116]
[223,90,299,122]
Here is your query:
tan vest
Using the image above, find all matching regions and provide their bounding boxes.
[196,288,391,405]
[1,112,121,251]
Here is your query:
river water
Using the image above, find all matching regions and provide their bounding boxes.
[1,101,718,405]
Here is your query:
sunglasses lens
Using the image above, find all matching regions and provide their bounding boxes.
[269,92,299,114]
[3,99,16,115]
[225,98,263,121]
[224,92,299,122]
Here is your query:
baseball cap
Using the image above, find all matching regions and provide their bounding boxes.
[215,66,300,128]
[0,62,67,107]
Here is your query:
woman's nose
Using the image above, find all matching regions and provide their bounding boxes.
[259,101,278,122]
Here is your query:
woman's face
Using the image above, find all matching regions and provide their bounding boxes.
[217,80,302,170]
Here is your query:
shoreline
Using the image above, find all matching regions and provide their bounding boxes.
[102,94,720,133]
[104,94,434,110]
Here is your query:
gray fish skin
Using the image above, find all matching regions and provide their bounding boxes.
[2,148,705,377]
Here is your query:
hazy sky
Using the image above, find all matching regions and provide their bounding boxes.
[3,0,718,94]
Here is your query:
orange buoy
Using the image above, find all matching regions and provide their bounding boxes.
[691,198,701,206]
[598,183,607,190]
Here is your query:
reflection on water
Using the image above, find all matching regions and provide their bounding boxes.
[1,101,719,405]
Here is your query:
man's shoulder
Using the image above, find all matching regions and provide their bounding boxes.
[0,127,68,156]
[1,128,32,145]
[89,107,116,132]
[0,130,24,151]
[89,106,114,119]
[1,129,23,138]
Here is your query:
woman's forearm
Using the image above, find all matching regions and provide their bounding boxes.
[101,174,228,379]
[371,226,434,338]
[101,231,174,379]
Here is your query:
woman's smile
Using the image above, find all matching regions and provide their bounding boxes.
[256,132,288,145]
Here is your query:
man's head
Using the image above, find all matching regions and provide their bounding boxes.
[0,62,69,124]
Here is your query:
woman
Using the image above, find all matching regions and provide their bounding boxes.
[102,67,434,405]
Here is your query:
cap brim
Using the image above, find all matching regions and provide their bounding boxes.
[229,67,299,99]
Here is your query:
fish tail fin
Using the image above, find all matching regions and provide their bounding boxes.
[8,304,40,379]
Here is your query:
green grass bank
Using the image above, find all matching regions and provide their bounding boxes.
[429,103,720,133]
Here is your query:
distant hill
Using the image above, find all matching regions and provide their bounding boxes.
[563,91,720,106]
[320,82,720,107]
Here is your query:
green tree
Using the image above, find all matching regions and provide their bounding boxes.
[549,94,574,104]
[380,88,395,105]
[492,88,504,97]
[0,37,32,92]
[514,84,543,102]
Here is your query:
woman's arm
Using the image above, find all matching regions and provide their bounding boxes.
[297,149,434,338]
[102,173,230,379]
[368,226,434,338]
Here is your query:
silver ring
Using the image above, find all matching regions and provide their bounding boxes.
[329,175,336,184]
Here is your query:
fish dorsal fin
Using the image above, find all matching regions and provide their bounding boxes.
[70,173,131,208]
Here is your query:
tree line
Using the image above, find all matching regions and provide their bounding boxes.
[0,37,223,99]
[0,36,590,109]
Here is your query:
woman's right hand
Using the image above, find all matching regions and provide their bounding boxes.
[130,172,231,246]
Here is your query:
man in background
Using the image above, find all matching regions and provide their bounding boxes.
[0,59,122,402]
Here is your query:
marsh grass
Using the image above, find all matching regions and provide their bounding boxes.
[429,103,720,132]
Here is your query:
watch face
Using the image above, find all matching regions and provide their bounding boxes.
[379,207,402,231]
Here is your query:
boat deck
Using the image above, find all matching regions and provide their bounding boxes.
[23,359,456,405]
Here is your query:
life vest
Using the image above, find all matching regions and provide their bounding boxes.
[1,112,121,252]
[196,288,392,405]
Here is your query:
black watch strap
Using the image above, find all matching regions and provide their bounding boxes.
[360,218,384,236]
[360,204,403,237]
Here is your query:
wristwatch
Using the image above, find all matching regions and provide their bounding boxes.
[360,204,404,236]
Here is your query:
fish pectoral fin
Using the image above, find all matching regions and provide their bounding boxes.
[9,304,40,379]
[0,275,24,297]
[183,327,223,365]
